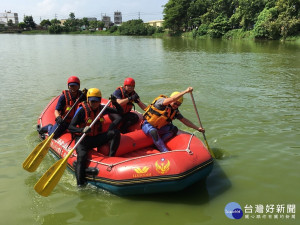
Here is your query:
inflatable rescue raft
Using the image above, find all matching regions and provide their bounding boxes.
[37,96,213,195]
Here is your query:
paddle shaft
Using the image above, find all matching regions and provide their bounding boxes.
[190,92,215,158]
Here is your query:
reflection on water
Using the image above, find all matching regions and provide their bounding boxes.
[0,34,299,225]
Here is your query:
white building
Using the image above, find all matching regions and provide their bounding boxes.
[114,11,122,25]
[102,15,111,28]
[0,11,19,25]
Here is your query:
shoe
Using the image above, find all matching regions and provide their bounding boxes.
[161,149,169,153]
[40,134,46,140]
[77,182,87,188]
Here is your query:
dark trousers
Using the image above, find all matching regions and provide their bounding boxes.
[49,122,69,139]
[74,129,121,185]
[109,112,139,133]
[39,122,69,139]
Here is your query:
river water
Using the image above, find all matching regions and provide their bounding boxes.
[0,34,299,225]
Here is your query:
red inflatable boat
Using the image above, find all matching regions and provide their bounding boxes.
[37,96,213,195]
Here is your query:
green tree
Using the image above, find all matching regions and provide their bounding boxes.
[49,24,63,34]
[275,0,300,38]
[187,0,210,28]
[50,18,61,25]
[228,0,266,30]
[253,7,279,39]
[253,0,300,39]
[163,0,191,31]
[24,15,36,29]
[108,25,118,33]
[7,19,14,27]
[97,21,105,30]
[80,17,90,29]
[208,14,231,37]
[40,19,51,28]
[162,0,299,39]
[64,12,79,32]
[48,18,63,33]
[119,19,148,35]
[213,0,235,18]
[18,22,26,30]
[89,20,97,30]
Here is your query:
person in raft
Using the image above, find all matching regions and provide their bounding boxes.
[110,77,147,133]
[68,88,123,187]
[142,87,205,152]
[38,76,86,139]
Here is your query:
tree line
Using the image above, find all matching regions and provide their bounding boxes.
[163,0,300,39]
[1,12,164,36]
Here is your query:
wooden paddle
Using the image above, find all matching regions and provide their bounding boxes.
[190,92,215,158]
[23,91,86,172]
[34,100,111,197]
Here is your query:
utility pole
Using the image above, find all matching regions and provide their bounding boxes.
[138,12,140,20]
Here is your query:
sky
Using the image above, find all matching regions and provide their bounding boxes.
[1,0,169,23]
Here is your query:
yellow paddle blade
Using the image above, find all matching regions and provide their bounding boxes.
[204,139,215,158]
[34,158,68,197]
[23,133,54,172]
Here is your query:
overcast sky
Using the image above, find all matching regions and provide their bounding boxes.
[1,0,169,23]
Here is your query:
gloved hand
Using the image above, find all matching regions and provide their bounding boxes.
[109,94,117,104]
[82,88,88,94]
[128,93,139,103]
[82,126,91,133]
[79,88,88,101]
[55,116,63,124]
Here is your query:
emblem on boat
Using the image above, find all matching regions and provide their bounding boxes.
[155,160,170,174]
[133,166,151,178]
[134,166,149,174]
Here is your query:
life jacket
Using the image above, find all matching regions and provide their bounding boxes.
[77,102,105,136]
[143,95,178,129]
[115,86,135,113]
[61,90,82,123]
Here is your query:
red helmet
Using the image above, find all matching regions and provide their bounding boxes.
[67,76,80,87]
[124,77,135,87]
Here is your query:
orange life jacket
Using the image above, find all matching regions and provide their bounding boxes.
[61,90,82,123]
[143,95,178,129]
[77,102,105,136]
[115,86,135,113]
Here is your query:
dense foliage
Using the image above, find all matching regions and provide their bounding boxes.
[38,13,106,34]
[118,19,160,35]
[18,15,36,30]
[163,0,300,39]
[10,12,163,36]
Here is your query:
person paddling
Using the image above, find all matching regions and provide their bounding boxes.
[68,88,123,187]
[142,87,205,152]
[38,76,86,139]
